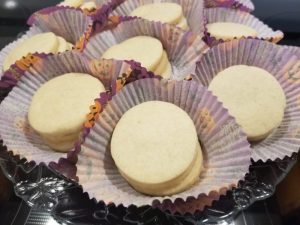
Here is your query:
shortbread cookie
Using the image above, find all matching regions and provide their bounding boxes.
[3,33,59,71]
[206,22,257,40]
[28,73,105,152]
[111,101,202,196]
[130,3,189,29]
[102,36,172,79]
[58,0,83,7]
[208,65,286,141]
[80,1,97,10]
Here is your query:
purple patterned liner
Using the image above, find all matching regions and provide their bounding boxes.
[28,7,93,49]
[109,0,205,35]
[74,78,251,214]
[204,0,254,12]
[203,8,284,47]
[83,17,209,80]
[283,45,300,59]
[0,50,147,167]
[194,38,300,162]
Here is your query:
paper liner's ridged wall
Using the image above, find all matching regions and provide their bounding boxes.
[0,51,136,165]
[109,0,205,35]
[284,45,300,59]
[0,26,43,78]
[204,8,283,46]
[30,7,93,45]
[194,39,300,162]
[76,78,251,213]
[204,0,254,12]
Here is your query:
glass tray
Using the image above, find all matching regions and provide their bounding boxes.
[0,141,297,225]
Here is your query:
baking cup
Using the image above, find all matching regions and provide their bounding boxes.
[28,7,93,50]
[109,0,205,35]
[75,78,251,213]
[83,18,209,80]
[0,51,143,166]
[204,8,284,46]
[194,38,300,162]
[27,0,111,21]
[204,0,254,12]
[283,45,300,59]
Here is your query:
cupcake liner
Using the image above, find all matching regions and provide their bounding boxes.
[0,26,43,79]
[28,7,93,50]
[0,51,141,166]
[109,0,205,35]
[83,18,209,80]
[204,0,254,12]
[283,45,300,59]
[204,8,284,46]
[194,38,300,162]
[75,78,251,213]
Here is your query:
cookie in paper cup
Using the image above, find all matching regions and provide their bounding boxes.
[204,0,254,12]
[75,78,251,213]
[0,26,43,78]
[194,38,300,162]
[204,8,283,46]
[28,7,93,50]
[0,51,141,166]
[109,0,205,34]
[83,18,209,80]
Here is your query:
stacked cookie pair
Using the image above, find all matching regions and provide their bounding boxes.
[0,0,299,215]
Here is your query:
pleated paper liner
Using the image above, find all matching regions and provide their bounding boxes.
[283,45,300,59]
[194,38,300,162]
[0,51,143,166]
[204,8,284,47]
[204,0,254,12]
[109,0,205,35]
[74,78,251,214]
[0,26,43,79]
[27,1,112,21]
[83,18,209,80]
[28,7,93,51]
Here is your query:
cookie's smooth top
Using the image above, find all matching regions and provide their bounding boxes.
[28,73,105,136]
[111,101,199,185]
[3,33,59,71]
[130,3,183,24]
[206,22,257,40]
[102,36,163,71]
[3,33,73,71]
[208,65,286,141]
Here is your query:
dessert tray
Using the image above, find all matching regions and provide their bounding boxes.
[0,0,299,224]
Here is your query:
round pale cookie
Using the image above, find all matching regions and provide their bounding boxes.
[153,51,172,79]
[111,101,202,196]
[80,1,97,10]
[58,0,83,7]
[28,73,105,152]
[206,22,257,40]
[208,65,286,141]
[102,36,163,71]
[130,3,183,25]
[3,32,59,71]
